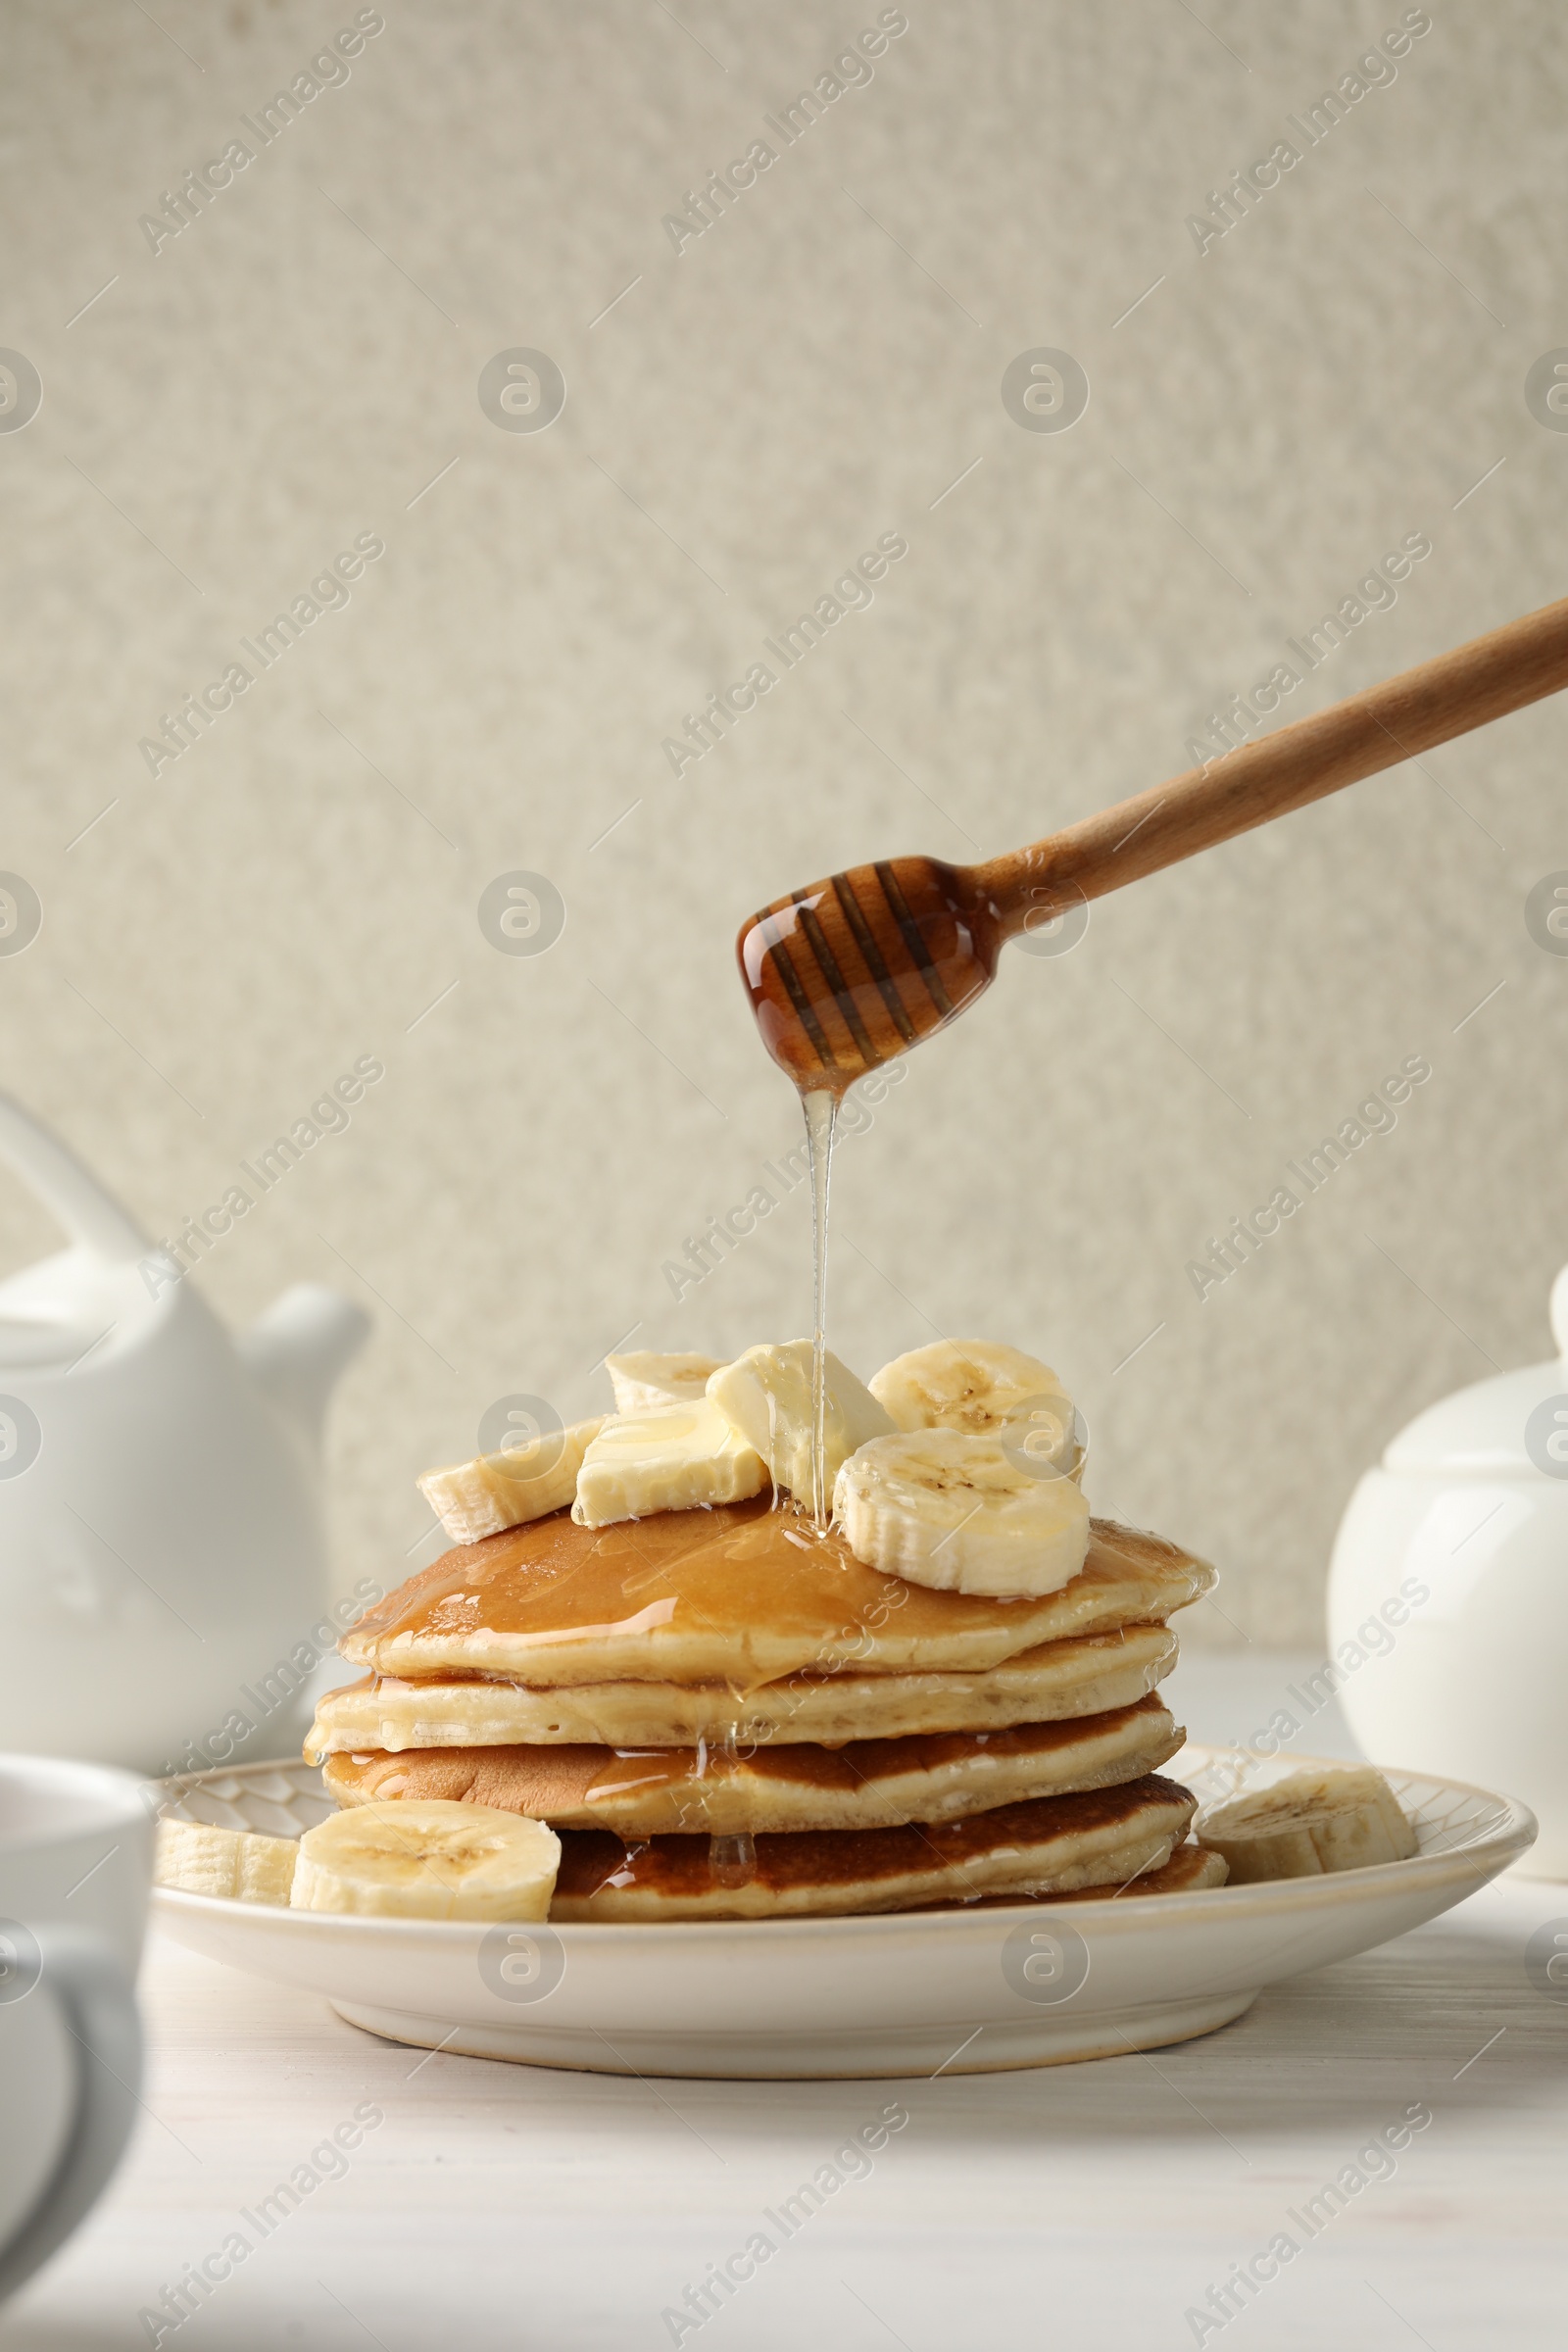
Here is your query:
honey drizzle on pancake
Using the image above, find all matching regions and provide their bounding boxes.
[705,1722,757,1886]
[365,1494,1053,1649]
[343,1507,1210,1711]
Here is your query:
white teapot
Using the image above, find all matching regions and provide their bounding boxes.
[0,1093,368,1773]
[1328,1260,1568,1878]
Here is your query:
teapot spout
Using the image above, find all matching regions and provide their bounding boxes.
[237,1284,369,1447]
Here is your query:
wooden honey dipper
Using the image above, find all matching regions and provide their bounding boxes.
[738,592,1568,1091]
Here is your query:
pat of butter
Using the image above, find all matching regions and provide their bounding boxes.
[606,1350,727,1414]
[572,1396,764,1528]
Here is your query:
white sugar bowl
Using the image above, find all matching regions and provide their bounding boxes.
[1327,1263,1568,1877]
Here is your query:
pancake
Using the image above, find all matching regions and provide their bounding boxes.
[1052,1841,1227,1897]
[926,1839,1228,1910]
[306,1623,1178,1757]
[342,1499,1214,1688]
[548,1775,1198,1921]
[318,1692,1183,1836]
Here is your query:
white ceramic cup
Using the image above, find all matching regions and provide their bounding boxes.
[0,1754,153,2303]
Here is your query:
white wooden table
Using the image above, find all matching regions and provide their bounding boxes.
[4,1661,1565,2352]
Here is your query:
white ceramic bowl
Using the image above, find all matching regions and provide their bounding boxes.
[1330,1467,1568,1876]
[151,1751,1535,2079]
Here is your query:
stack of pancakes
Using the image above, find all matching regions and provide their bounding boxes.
[307,1495,1224,1921]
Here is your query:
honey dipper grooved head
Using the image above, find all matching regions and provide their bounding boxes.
[736,855,1001,1091]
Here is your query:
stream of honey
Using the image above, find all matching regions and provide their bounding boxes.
[803,1086,839,1532]
[709,1085,832,1886]
[704,1722,753,1886]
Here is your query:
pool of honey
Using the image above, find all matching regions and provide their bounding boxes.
[356,1495,1030,1650]
[347,1496,1203,1664]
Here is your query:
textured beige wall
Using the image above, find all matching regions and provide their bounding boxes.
[3,0,1565,1647]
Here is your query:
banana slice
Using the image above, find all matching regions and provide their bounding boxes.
[708,1341,894,1508]
[1196,1766,1417,1884]
[155,1818,299,1905]
[869,1340,1084,1479]
[572,1396,764,1528]
[418,1417,604,1545]
[607,1351,726,1414]
[291,1799,560,1920]
[834,1428,1091,1596]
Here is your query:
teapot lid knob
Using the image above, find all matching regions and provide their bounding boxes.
[1550,1264,1568,1360]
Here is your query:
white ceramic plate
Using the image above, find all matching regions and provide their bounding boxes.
[150,1748,1535,2079]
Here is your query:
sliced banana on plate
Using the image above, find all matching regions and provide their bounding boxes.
[869,1339,1084,1480]
[155,1818,299,1905]
[291,1799,561,1921]
[708,1340,894,1507]
[833,1427,1091,1596]
[606,1350,726,1414]
[572,1395,763,1528]
[418,1417,604,1545]
[1196,1765,1417,1884]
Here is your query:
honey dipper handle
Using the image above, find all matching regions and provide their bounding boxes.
[971,591,1568,933]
